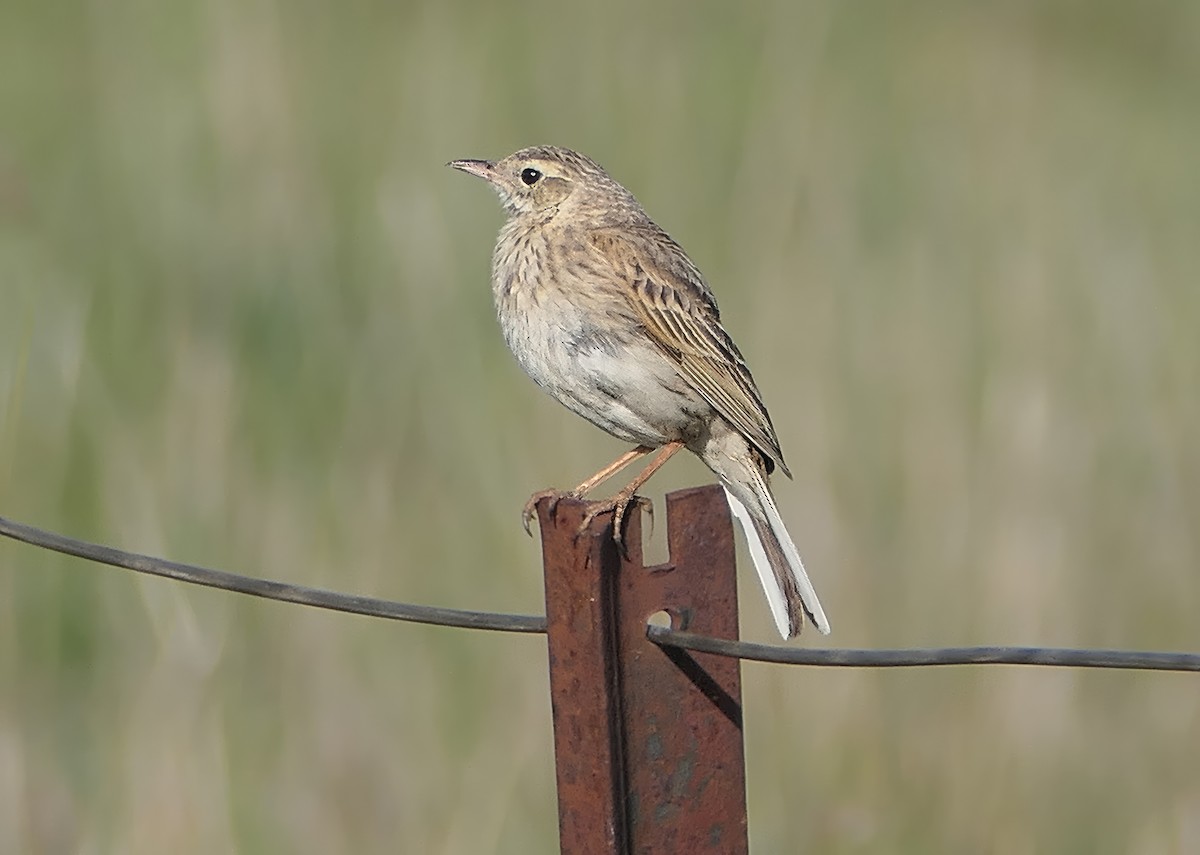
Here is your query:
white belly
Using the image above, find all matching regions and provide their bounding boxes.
[497,287,709,447]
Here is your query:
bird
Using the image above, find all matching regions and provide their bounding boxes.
[449,145,829,638]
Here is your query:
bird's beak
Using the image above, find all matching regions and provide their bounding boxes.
[447,159,496,182]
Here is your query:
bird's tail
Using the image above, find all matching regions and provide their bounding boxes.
[720,461,830,639]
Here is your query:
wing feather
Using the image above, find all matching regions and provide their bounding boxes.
[590,226,791,477]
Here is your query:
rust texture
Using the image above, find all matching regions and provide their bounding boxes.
[539,492,629,853]
[539,484,748,855]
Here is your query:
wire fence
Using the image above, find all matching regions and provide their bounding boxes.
[3,512,1198,672]
[0,514,545,633]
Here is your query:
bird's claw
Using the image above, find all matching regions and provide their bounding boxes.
[523,488,653,560]
[578,493,653,559]
[521,488,577,535]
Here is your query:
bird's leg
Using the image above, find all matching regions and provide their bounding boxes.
[578,441,685,554]
[572,445,658,497]
[521,445,654,534]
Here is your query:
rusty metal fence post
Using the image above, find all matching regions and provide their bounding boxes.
[538,484,749,854]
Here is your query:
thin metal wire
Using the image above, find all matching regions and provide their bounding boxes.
[647,626,1200,672]
[3,513,1197,670]
[0,514,547,634]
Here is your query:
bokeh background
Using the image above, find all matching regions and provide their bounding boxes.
[2,1,1198,852]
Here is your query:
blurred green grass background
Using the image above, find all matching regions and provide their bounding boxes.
[1,0,1198,852]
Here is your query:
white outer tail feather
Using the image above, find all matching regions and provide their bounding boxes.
[724,488,791,638]
[722,475,831,638]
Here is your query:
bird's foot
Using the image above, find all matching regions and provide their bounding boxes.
[521,488,579,535]
[578,489,653,558]
[522,486,653,558]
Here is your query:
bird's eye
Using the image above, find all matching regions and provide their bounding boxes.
[520,167,543,186]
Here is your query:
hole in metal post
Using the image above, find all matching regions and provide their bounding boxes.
[647,610,672,629]
[647,608,689,632]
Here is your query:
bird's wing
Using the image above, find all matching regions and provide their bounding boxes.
[589,226,790,477]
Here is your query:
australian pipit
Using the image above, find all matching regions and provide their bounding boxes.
[449,146,829,638]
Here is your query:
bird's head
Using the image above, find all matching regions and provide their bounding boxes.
[449,145,635,222]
